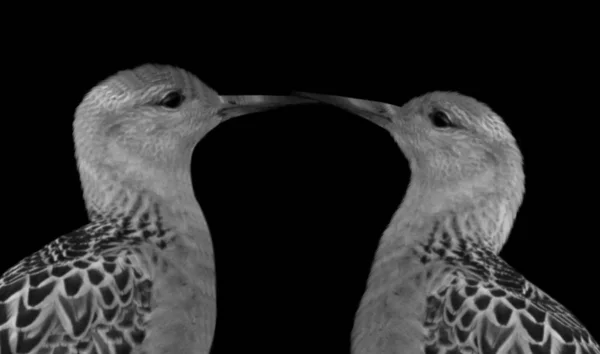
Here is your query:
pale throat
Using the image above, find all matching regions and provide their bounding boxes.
[80,142,207,231]
[380,165,516,254]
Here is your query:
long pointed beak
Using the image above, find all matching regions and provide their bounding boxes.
[291,91,397,128]
[216,95,315,121]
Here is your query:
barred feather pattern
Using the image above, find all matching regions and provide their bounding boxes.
[353,209,599,354]
[0,189,214,354]
[1,208,150,353]
[419,212,599,354]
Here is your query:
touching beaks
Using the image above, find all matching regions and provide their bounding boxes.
[291,91,396,128]
[216,92,400,128]
[216,95,315,121]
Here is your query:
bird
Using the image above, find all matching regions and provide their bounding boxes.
[293,91,599,353]
[0,64,311,354]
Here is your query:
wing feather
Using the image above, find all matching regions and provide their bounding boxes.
[424,252,599,354]
[0,222,153,354]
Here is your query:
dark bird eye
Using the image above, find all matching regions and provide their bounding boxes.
[429,109,455,128]
[158,90,185,109]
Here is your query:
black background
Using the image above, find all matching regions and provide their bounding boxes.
[3,41,596,352]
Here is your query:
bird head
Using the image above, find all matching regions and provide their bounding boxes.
[294,91,525,235]
[73,64,310,215]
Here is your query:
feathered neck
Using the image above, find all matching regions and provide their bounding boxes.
[378,134,525,255]
[76,144,206,237]
[380,169,521,258]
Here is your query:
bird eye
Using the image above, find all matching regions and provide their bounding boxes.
[157,90,185,109]
[428,109,455,128]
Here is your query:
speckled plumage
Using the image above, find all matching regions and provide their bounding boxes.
[295,91,599,354]
[0,65,309,354]
[0,208,156,354]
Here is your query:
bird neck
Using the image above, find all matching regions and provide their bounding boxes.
[78,154,208,243]
[380,146,524,253]
[358,181,516,302]
[379,175,519,258]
